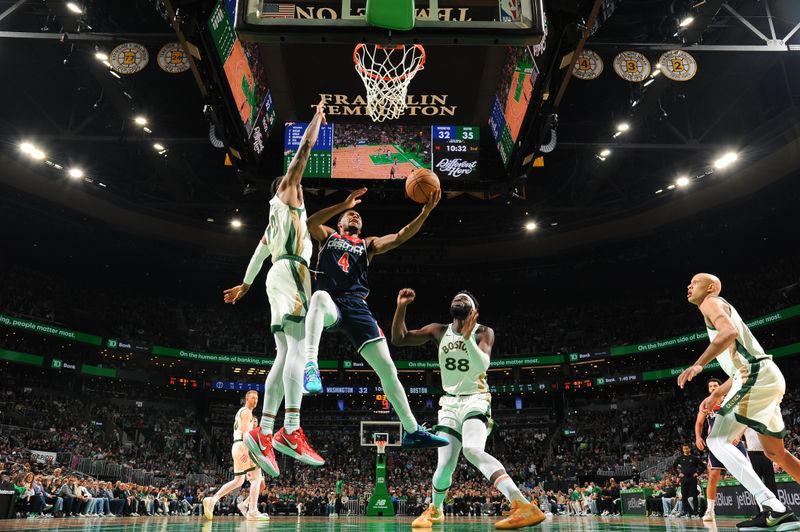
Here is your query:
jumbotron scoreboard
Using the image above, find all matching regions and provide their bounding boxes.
[431,126,480,179]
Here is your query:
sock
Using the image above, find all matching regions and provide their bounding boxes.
[283,323,305,435]
[707,500,715,512]
[360,340,417,433]
[305,291,339,363]
[763,496,787,513]
[495,475,527,503]
[284,411,300,434]
[248,474,261,514]
[260,412,276,435]
[432,486,448,512]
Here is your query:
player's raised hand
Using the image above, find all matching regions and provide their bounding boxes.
[315,99,327,124]
[461,308,479,338]
[422,188,442,213]
[344,188,367,209]
[677,364,703,388]
[397,288,416,306]
[223,284,250,304]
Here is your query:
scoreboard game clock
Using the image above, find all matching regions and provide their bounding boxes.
[283,122,333,178]
[431,126,480,179]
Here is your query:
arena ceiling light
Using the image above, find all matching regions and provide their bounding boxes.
[153,143,165,151]
[95,52,108,61]
[679,16,694,27]
[230,219,243,229]
[134,116,148,126]
[524,221,537,231]
[19,142,35,154]
[713,152,739,169]
[66,2,83,14]
[676,176,690,187]
[110,71,121,79]
[30,148,46,160]
[616,122,630,133]
[599,149,611,157]
[644,79,655,87]
[68,168,84,179]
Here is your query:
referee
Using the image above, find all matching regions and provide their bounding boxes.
[673,443,705,517]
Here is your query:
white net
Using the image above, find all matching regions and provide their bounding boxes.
[375,440,387,455]
[353,44,426,122]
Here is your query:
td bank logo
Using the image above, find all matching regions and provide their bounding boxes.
[569,353,578,362]
[107,339,118,348]
[51,359,63,369]
[596,378,605,385]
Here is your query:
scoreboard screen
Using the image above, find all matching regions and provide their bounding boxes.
[431,126,480,180]
[282,123,479,180]
[283,122,333,177]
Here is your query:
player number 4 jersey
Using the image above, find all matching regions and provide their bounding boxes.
[315,232,370,297]
[438,324,489,396]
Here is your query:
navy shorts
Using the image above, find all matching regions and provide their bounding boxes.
[326,294,385,351]
[708,440,748,469]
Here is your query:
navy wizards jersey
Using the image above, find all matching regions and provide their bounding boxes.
[315,232,370,298]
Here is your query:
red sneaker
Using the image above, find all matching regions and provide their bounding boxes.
[243,428,280,477]
[272,427,325,466]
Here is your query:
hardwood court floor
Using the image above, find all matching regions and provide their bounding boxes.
[0,514,770,531]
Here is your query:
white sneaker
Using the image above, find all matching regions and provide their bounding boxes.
[237,501,249,516]
[202,498,215,521]
[246,510,270,521]
[702,510,715,521]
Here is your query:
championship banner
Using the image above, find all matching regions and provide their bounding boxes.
[613,51,651,82]
[658,50,698,81]
[573,50,603,80]
[0,313,102,345]
[110,42,149,74]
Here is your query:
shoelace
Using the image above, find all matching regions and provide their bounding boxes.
[304,365,320,380]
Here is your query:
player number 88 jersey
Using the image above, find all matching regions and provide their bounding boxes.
[438,324,489,395]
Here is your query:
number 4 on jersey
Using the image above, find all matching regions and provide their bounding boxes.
[337,253,350,273]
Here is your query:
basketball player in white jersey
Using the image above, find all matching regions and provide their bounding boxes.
[202,390,269,521]
[392,288,545,529]
[678,273,800,530]
[224,102,326,476]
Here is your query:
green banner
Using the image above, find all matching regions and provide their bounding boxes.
[610,304,800,356]
[0,313,102,346]
[152,345,275,366]
[0,348,43,366]
[81,364,117,378]
[394,360,439,370]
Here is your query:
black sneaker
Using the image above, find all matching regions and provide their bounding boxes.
[738,507,800,531]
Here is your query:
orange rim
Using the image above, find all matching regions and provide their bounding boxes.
[353,43,426,82]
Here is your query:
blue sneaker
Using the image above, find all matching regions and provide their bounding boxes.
[303,361,323,394]
[401,425,449,449]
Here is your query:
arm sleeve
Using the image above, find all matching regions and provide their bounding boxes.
[464,335,490,373]
[243,240,271,285]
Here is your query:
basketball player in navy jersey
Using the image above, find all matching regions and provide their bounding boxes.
[302,187,448,449]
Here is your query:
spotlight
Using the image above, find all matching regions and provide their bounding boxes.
[30,149,46,160]
[655,189,664,194]
[679,16,694,27]
[524,221,537,231]
[676,176,690,187]
[667,184,676,190]
[143,127,152,134]
[153,143,165,151]
[599,149,611,157]
[230,219,243,229]
[134,116,148,126]
[66,2,82,14]
[713,152,739,169]
[68,168,84,179]
[19,142,34,154]
[110,71,121,79]
[616,123,630,133]
[102,60,112,68]
[644,79,655,87]
[95,52,108,61]
[651,68,661,77]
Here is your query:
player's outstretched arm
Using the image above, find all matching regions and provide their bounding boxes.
[694,408,707,451]
[280,100,326,206]
[391,288,445,346]
[224,235,271,304]
[366,189,441,259]
[306,188,367,242]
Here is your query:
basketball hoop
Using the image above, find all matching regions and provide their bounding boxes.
[353,43,426,122]
[375,440,388,455]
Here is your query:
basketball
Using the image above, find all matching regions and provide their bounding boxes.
[405,168,440,204]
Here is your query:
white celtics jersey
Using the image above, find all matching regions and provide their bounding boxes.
[706,297,770,378]
[233,406,254,441]
[438,324,489,395]
[266,195,312,264]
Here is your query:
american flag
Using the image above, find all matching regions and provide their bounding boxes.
[260,2,295,19]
